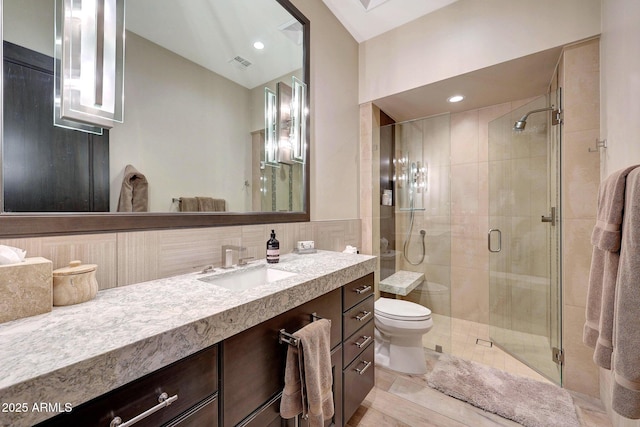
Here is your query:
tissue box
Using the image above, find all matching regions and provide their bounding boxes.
[0,257,53,324]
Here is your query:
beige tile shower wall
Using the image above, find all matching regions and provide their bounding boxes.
[0,220,360,290]
[450,99,543,324]
[394,114,451,316]
[560,38,601,397]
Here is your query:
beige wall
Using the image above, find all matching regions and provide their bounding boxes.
[599,0,640,424]
[290,0,360,221]
[110,32,252,212]
[3,0,53,56]
[358,0,601,104]
[600,0,640,178]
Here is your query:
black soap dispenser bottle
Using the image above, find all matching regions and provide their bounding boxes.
[266,229,280,264]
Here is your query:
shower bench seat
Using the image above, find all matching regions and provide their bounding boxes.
[379,270,424,296]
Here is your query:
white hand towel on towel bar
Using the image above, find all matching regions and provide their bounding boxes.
[280,319,334,426]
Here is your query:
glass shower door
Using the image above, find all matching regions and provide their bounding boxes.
[487,92,562,384]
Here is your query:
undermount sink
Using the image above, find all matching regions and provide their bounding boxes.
[199,265,297,292]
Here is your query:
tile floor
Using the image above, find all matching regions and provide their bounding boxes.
[347,315,612,427]
[423,314,552,383]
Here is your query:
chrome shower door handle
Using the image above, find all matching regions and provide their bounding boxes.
[488,229,501,253]
[541,207,556,226]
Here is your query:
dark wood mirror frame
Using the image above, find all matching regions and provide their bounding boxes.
[0,0,310,238]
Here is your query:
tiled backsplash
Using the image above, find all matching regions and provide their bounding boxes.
[0,219,361,290]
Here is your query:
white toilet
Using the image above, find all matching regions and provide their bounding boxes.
[374,297,433,374]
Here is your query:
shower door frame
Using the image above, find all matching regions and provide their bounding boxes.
[487,90,563,385]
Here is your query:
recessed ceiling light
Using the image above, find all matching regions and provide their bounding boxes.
[253,41,265,50]
[447,95,464,103]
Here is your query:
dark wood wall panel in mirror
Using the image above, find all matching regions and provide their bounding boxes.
[3,42,110,213]
[0,0,309,237]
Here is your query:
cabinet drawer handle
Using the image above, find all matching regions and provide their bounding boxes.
[355,360,372,375]
[110,392,178,427]
[354,285,372,295]
[354,335,372,348]
[355,310,372,322]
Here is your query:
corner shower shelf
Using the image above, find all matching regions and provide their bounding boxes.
[379,270,424,296]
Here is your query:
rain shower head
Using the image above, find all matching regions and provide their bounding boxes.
[513,106,556,131]
[513,120,527,131]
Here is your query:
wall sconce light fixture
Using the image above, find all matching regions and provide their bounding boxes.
[412,161,427,193]
[264,77,307,168]
[393,154,408,188]
[277,81,294,165]
[264,87,278,167]
[290,77,306,163]
[54,0,125,133]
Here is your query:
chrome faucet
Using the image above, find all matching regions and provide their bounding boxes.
[221,245,248,268]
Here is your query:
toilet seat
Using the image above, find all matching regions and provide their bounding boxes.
[375,297,431,321]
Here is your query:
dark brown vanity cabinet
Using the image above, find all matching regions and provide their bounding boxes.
[34,274,375,427]
[221,273,375,427]
[36,345,219,427]
[221,287,343,427]
[342,274,375,423]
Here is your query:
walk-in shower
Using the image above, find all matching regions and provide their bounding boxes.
[376,92,562,385]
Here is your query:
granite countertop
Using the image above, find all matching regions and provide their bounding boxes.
[0,250,376,427]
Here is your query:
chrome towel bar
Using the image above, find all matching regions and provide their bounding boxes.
[279,329,300,347]
[279,312,324,347]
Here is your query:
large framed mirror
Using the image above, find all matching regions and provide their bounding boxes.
[0,0,309,237]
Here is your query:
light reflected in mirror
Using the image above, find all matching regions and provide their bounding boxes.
[2,0,307,215]
[54,0,126,130]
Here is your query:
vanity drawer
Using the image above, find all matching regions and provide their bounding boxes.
[343,319,374,368]
[342,273,374,311]
[165,394,218,427]
[343,343,375,424]
[343,295,374,340]
[36,345,218,427]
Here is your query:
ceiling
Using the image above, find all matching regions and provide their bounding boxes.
[125,0,564,120]
[373,46,562,122]
[321,0,460,43]
[322,0,563,122]
[126,0,303,89]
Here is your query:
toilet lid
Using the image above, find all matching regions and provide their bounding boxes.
[375,297,431,321]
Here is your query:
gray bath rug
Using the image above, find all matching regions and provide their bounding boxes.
[426,353,580,427]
